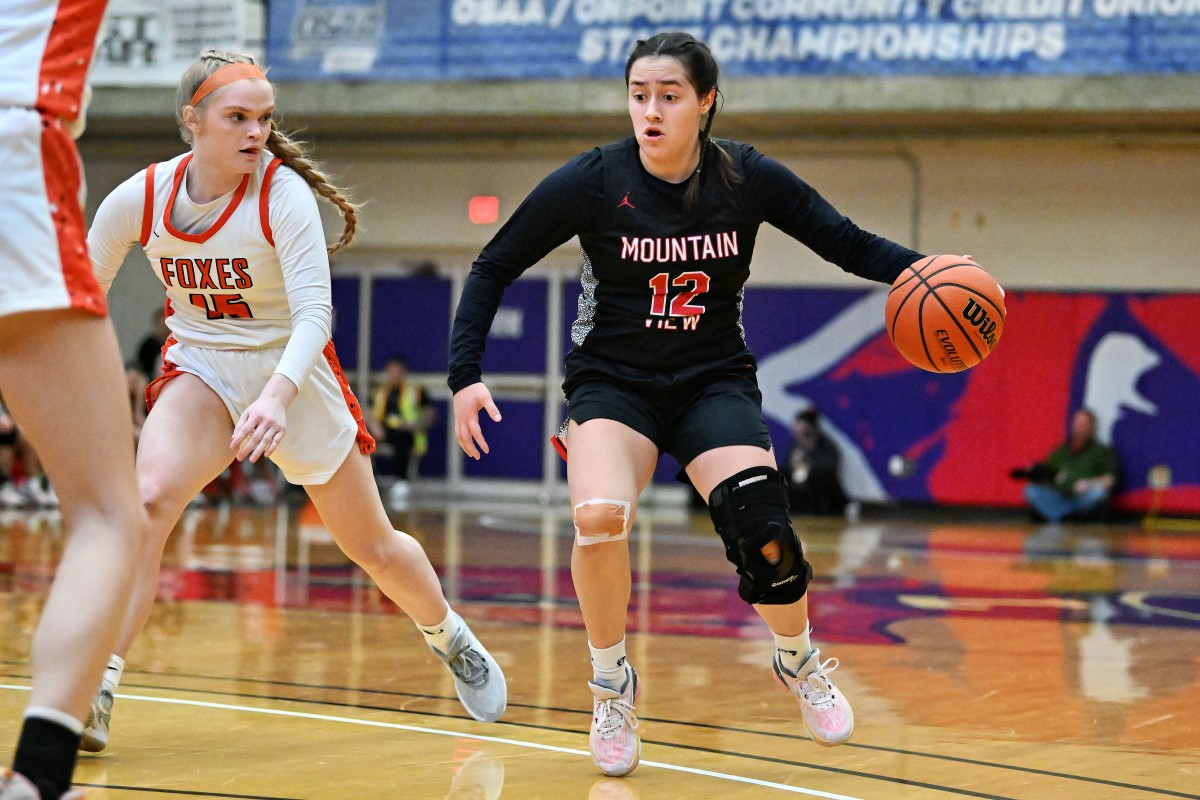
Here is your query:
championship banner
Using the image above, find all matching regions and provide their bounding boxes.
[266,0,1200,82]
[91,0,265,87]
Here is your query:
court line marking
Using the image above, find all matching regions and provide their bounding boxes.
[94,668,1200,797]
[6,675,1196,799]
[8,675,1196,800]
[1,684,860,800]
[75,784,300,800]
[1121,591,1200,622]
[4,676,1024,799]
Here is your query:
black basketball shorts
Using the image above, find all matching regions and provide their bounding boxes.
[562,348,772,467]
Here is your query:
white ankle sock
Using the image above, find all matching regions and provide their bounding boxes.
[103,654,125,691]
[24,705,84,734]
[417,609,463,654]
[589,639,628,688]
[773,629,814,676]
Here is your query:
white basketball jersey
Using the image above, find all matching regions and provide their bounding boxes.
[141,151,297,351]
[0,0,107,115]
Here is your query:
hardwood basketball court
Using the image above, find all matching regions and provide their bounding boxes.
[2,498,1198,799]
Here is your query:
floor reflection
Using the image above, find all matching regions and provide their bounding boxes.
[3,497,1199,796]
[5,501,1200,645]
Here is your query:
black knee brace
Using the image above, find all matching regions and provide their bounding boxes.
[708,466,812,605]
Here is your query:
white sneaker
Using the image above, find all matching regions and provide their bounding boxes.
[386,481,411,509]
[773,648,854,746]
[429,618,507,723]
[23,479,57,508]
[79,686,114,753]
[0,482,26,509]
[248,478,277,506]
[0,771,84,800]
[588,665,641,777]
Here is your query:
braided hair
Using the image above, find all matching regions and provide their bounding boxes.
[176,50,361,254]
[624,32,742,210]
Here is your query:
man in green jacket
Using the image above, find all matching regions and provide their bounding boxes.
[1019,408,1120,522]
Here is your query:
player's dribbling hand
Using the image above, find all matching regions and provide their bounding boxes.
[959,254,1004,296]
[453,382,502,460]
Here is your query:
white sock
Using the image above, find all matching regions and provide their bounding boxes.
[773,629,814,676]
[24,705,84,734]
[102,654,125,691]
[417,609,463,654]
[589,639,628,689]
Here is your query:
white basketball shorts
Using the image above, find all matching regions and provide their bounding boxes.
[152,340,374,485]
[0,106,105,318]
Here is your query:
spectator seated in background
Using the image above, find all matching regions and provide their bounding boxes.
[125,362,148,446]
[135,307,171,380]
[368,355,435,505]
[0,392,57,508]
[0,397,20,508]
[780,406,849,517]
[1011,407,1119,523]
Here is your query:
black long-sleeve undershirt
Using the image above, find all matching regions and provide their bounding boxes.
[448,137,922,393]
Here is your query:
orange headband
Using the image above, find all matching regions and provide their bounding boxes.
[190,63,268,107]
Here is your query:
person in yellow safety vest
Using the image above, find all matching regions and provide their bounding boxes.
[370,355,435,490]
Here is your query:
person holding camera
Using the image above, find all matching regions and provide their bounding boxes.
[1012,407,1119,523]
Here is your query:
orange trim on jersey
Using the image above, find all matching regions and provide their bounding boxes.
[40,114,106,316]
[259,157,283,246]
[36,0,108,119]
[190,63,269,107]
[145,334,180,411]
[140,162,158,247]
[322,341,376,455]
[163,154,250,244]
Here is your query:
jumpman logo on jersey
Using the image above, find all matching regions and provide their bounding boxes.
[617,192,635,209]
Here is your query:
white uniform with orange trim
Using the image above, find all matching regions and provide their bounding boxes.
[88,149,374,484]
[0,0,109,318]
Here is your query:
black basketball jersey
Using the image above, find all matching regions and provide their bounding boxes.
[448,136,923,392]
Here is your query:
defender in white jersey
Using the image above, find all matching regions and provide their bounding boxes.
[1,2,145,799]
[80,50,507,755]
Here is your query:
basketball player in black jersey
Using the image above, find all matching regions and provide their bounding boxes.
[450,31,926,777]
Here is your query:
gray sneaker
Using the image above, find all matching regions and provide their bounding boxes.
[79,687,113,753]
[430,619,507,723]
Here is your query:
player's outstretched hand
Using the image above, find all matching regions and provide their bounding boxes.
[454,382,502,460]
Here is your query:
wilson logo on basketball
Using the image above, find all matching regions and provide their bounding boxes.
[961,298,998,348]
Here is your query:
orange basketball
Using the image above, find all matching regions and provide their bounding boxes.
[885,255,1005,373]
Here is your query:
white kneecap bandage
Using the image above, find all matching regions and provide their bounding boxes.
[573,498,631,546]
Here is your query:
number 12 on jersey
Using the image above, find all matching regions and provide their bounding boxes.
[648,271,709,330]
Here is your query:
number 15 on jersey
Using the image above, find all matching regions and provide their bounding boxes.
[189,293,254,320]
